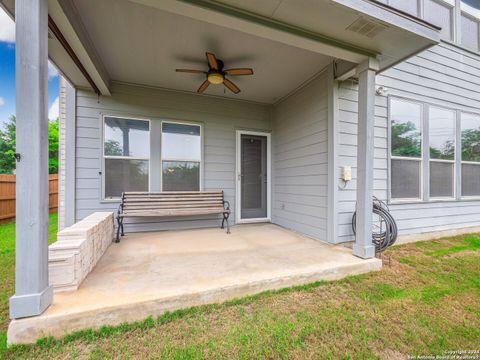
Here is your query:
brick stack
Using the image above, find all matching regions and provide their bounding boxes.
[48,212,114,292]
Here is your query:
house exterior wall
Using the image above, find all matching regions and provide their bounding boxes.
[271,71,329,241]
[74,82,271,232]
[336,42,480,243]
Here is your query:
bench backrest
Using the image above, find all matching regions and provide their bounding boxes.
[121,191,225,212]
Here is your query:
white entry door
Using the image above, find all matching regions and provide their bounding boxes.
[236,130,271,223]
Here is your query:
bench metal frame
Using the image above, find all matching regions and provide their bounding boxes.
[116,191,231,242]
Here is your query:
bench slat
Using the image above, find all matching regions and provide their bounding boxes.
[124,197,223,203]
[122,208,228,217]
[124,191,222,196]
[124,202,224,209]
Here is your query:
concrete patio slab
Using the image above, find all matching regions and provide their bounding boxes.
[8,224,382,344]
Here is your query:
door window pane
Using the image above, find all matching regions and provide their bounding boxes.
[391,159,421,199]
[162,123,201,161]
[162,161,200,191]
[429,107,455,160]
[430,161,454,198]
[104,117,149,157]
[241,135,267,219]
[462,163,480,196]
[461,113,480,162]
[391,99,422,158]
[105,159,149,198]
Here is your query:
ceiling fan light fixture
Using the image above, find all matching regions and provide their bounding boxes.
[207,72,224,84]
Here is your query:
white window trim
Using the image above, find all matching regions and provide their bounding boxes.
[101,115,151,201]
[160,120,203,192]
[389,97,480,203]
[388,96,424,203]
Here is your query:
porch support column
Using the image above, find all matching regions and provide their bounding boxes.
[9,0,53,319]
[353,58,378,259]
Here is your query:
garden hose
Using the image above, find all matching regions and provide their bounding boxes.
[351,197,398,252]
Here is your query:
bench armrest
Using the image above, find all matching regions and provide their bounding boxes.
[223,200,230,211]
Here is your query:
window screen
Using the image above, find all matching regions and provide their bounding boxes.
[105,159,149,198]
[103,117,150,199]
[161,122,201,191]
[430,161,454,198]
[462,163,480,196]
[162,161,200,191]
[391,159,421,199]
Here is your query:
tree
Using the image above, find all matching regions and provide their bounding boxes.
[0,115,60,174]
[461,128,480,162]
[0,116,16,174]
[104,139,123,156]
[391,120,422,157]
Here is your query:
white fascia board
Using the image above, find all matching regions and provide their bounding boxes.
[48,0,111,95]
[129,0,372,64]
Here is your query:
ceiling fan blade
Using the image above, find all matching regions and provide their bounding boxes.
[176,69,206,74]
[197,79,210,93]
[223,78,241,94]
[206,52,219,70]
[224,68,253,76]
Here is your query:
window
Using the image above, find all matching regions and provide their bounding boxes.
[461,0,480,18]
[103,116,150,199]
[390,98,423,200]
[429,107,456,198]
[161,122,201,191]
[461,113,480,196]
[460,0,480,51]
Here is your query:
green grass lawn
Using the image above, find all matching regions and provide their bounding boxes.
[0,213,58,349]
[1,221,479,359]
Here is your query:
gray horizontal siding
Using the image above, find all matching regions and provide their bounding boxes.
[336,42,480,242]
[75,82,271,232]
[272,72,329,241]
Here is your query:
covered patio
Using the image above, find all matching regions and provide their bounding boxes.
[1,0,440,344]
[8,223,381,343]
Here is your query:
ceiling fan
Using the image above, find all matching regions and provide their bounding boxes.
[176,52,254,94]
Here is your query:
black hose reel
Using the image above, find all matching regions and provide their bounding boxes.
[352,197,398,252]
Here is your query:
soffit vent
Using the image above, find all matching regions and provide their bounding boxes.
[346,17,389,38]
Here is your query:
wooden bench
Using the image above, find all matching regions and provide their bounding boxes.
[115,191,230,242]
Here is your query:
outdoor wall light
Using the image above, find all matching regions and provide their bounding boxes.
[376,86,388,96]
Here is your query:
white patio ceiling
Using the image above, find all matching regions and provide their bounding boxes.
[0,0,440,100]
[72,0,333,104]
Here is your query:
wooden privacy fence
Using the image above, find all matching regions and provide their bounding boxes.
[0,174,58,222]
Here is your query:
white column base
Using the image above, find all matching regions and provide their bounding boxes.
[353,243,376,259]
[10,286,53,319]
